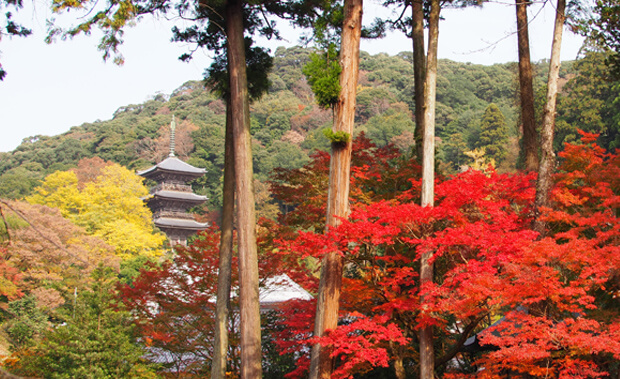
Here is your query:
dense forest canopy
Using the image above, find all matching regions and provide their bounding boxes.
[1,47,617,217]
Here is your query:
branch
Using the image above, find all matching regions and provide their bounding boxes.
[435,313,488,368]
[196,0,226,35]
[0,199,88,264]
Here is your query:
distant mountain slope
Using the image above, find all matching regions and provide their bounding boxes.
[1,46,590,212]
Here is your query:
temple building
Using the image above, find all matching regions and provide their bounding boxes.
[138,116,208,246]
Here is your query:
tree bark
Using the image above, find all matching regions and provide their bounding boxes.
[211,97,235,379]
[391,340,406,379]
[421,0,439,208]
[412,0,426,162]
[225,1,262,378]
[420,0,440,378]
[308,1,363,378]
[516,0,539,172]
[533,0,566,235]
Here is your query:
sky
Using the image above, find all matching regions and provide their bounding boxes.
[0,0,585,153]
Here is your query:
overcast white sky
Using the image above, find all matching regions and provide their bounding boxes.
[0,0,585,152]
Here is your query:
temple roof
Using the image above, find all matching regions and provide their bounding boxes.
[137,157,206,179]
[154,217,209,231]
[149,190,208,203]
[259,274,313,309]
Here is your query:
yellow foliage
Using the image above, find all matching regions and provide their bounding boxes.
[464,148,496,172]
[95,219,165,260]
[26,171,82,218]
[27,162,165,259]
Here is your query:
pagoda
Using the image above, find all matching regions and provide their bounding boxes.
[138,116,208,246]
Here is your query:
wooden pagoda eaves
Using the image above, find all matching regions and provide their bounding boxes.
[137,116,209,246]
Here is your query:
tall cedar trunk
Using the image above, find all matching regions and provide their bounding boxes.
[516,0,539,171]
[225,1,262,377]
[533,0,566,235]
[412,0,426,162]
[420,0,440,378]
[211,97,235,379]
[308,1,363,378]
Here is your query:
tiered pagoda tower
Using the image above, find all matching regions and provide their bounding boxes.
[138,116,208,246]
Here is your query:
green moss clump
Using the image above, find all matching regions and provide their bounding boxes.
[323,129,351,146]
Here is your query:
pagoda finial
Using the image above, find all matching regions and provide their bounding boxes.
[169,115,176,157]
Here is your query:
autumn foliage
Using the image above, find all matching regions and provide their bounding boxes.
[3,134,616,378]
[268,132,619,378]
[27,157,166,259]
[118,225,309,376]
[117,133,618,378]
[0,200,118,300]
[269,133,421,232]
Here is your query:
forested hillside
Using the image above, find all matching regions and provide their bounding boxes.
[1,47,618,216]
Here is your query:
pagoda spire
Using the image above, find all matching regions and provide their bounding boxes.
[169,115,176,157]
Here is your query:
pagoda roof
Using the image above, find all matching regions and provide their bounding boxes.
[154,217,209,231]
[137,156,206,179]
[150,190,208,203]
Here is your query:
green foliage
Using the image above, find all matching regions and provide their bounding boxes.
[3,47,614,221]
[355,86,397,123]
[476,103,509,165]
[361,107,414,148]
[0,167,42,199]
[573,0,620,78]
[360,52,412,92]
[556,51,620,150]
[323,128,351,145]
[441,132,468,172]
[261,311,298,378]
[436,60,515,120]
[301,126,332,152]
[118,255,160,285]
[4,295,48,349]
[251,90,302,144]
[12,268,158,378]
[303,45,342,109]
[205,40,274,102]
[254,141,310,182]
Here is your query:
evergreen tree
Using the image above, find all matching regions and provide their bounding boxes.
[557,51,620,150]
[442,132,468,171]
[477,103,509,165]
[11,268,158,379]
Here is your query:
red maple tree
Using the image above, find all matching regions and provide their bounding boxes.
[270,132,619,378]
[120,133,619,378]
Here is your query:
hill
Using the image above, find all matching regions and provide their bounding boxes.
[1,47,617,215]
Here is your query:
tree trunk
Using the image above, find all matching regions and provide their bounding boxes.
[516,0,538,172]
[412,0,426,162]
[421,0,439,208]
[308,1,363,378]
[420,0,440,378]
[391,340,406,379]
[225,1,262,378]
[211,97,235,379]
[533,0,566,235]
